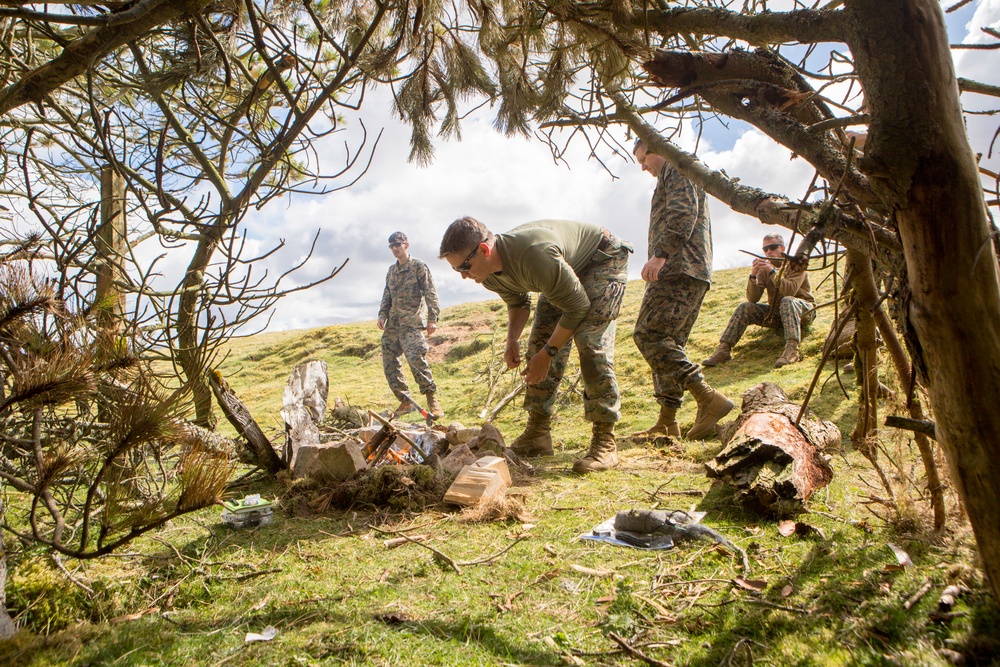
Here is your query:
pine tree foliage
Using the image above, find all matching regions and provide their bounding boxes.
[0,259,232,559]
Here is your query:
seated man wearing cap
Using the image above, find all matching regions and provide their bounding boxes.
[703,234,815,368]
[378,231,444,417]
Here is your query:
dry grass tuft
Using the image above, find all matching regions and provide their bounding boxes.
[460,491,532,523]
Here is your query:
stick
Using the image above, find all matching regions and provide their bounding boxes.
[884,415,936,439]
[607,632,674,667]
[370,527,461,573]
[456,536,528,566]
[904,580,933,610]
[741,599,811,614]
[484,381,525,423]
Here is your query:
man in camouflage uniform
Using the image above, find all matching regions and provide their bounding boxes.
[439,217,632,473]
[703,234,815,368]
[378,231,444,417]
[630,139,733,441]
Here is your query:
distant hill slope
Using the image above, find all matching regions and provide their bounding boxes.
[220,264,860,445]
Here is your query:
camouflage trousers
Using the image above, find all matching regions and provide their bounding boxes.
[632,274,709,409]
[523,236,631,423]
[719,297,815,346]
[382,324,436,401]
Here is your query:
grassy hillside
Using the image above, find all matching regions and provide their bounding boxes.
[6,266,999,667]
[217,264,858,447]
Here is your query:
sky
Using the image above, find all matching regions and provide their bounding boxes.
[237,0,998,333]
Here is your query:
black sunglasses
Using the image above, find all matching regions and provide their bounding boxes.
[454,239,487,272]
[762,243,782,252]
[389,242,405,248]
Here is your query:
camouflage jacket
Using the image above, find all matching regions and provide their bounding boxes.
[378,257,440,329]
[648,164,712,285]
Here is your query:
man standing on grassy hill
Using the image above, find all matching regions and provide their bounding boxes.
[439,217,632,473]
[630,139,734,441]
[378,231,444,418]
[702,234,815,368]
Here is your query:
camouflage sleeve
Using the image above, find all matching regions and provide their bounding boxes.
[420,262,440,323]
[650,166,700,258]
[377,268,392,321]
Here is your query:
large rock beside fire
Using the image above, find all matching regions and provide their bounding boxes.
[294,439,367,482]
[446,422,479,446]
[440,444,478,476]
[468,423,506,456]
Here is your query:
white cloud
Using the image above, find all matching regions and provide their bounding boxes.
[254,104,817,331]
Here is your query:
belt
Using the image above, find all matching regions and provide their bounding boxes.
[597,229,612,252]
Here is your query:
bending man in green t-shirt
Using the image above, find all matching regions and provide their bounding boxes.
[440,217,632,473]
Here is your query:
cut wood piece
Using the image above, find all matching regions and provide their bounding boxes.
[706,382,838,517]
[443,466,507,506]
[473,455,511,486]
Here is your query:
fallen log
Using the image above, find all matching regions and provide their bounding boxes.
[209,371,285,474]
[707,382,838,517]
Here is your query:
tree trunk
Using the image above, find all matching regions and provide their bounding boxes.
[177,233,222,428]
[847,250,880,456]
[852,257,948,530]
[846,0,1000,598]
[97,165,126,327]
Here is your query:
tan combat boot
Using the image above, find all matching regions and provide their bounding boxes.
[424,391,444,418]
[702,342,733,367]
[774,339,800,367]
[685,380,734,440]
[510,412,554,457]
[573,422,619,473]
[629,405,681,440]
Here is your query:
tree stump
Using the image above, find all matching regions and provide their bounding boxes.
[707,382,838,517]
[281,360,329,468]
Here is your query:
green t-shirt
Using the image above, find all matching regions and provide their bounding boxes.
[483,220,604,330]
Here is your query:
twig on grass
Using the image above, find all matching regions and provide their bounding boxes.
[904,580,934,610]
[205,568,283,582]
[370,527,462,573]
[741,599,811,614]
[50,553,94,595]
[652,578,735,591]
[607,631,674,667]
[456,536,528,566]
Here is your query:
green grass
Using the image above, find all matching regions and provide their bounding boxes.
[3,266,999,666]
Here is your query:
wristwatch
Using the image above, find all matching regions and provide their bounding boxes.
[543,343,559,357]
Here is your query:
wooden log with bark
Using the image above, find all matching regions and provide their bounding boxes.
[707,382,839,517]
[209,370,285,474]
